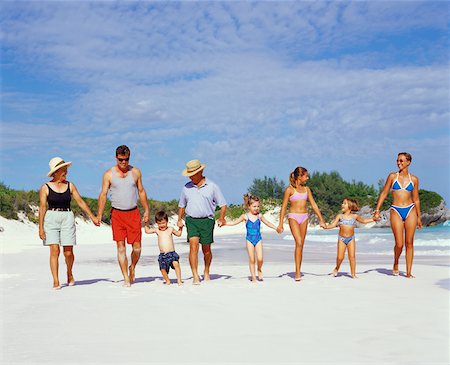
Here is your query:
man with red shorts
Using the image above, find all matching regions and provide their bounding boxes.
[97,145,150,287]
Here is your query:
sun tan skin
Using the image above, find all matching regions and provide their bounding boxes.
[374,154,422,278]
[177,170,227,285]
[225,201,278,282]
[324,200,374,278]
[39,166,99,289]
[97,153,150,287]
[145,220,183,286]
[277,173,326,281]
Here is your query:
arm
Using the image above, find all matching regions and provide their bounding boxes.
[38,185,48,240]
[224,214,245,226]
[97,170,111,222]
[277,188,291,233]
[71,183,100,226]
[374,173,394,221]
[307,187,326,228]
[260,214,277,230]
[412,175,422,229]
[217,205,227,227]
[172,226,183,237]
[356,215,374,224]
[144,226,157,234]
[177,207,185,229]
[134,168,150,224]
[324,214,340,229]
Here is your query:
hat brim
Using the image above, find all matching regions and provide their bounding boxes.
[182,164,206,177]
[47,162,72,177]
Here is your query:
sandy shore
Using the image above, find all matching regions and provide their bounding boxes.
[1,217,449,364]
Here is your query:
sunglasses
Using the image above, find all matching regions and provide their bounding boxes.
[117,157,130,162]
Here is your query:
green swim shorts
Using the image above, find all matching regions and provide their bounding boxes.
[185,216,215,245]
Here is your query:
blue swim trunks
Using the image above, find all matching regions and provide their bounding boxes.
[158,251,180,273]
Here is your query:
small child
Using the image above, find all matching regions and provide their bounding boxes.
[324,198,374,279]
[145,211,183,286]
[225,194,278,282]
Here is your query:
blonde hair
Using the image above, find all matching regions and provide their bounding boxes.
[243,193,261,209]
[344,198,359,212]
[398,152,412,162]
[289,166,308,188]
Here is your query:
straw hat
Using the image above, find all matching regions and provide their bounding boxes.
[182,159,206,177]
[47,157,72,177]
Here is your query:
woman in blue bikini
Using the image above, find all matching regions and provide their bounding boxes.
[225,194,278,282]
[374,152,422,278]
[324,198,374,278]
[277,166,327,281]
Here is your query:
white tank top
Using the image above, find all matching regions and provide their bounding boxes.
[110,167,138,210]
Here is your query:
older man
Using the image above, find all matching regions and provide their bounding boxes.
[177,159,227,285]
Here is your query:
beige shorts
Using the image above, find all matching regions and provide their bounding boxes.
[43,210,76,246]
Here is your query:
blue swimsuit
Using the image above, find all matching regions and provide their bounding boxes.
[246,215,262,246]
[338,217,356,245]
[390,173,415,221]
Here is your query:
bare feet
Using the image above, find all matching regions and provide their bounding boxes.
[393,264,399,276]
[53,284,61,290]
[123,280,131,287]
[67,273,75,286]
[352,275,358,279]
[129,266,135,283]
[250,276,257,282]
[163,280,171,285]
[257,270,263,281]
[203,272,210,281]
[177,280,184,286]
[193,276,201,285]
[406,274,415,279]
[331,269,338,277]
[294,273,302,281]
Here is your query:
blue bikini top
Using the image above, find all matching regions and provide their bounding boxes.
[339,216,356,226]
[391,173,414,192]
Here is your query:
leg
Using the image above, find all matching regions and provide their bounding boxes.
[333,241,346,276]
[160,269,171,285]
[63,246,75,286]
[246,241,257,282]
[390,210,405,275]
[255,242,264,281]
[49,244,60,289]
[289,218,308,281]
[116,241,130,286]
[404,208,418,278]
[202,244,212,280]
[172,261,183,285]
[347,241,357,278]
[129,241,142,283]
[189,237,201,284]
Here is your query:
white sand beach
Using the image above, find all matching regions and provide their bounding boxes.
[1,216,449,364]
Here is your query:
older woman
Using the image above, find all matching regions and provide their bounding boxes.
[374,152,422,278]
[39,157,99,289]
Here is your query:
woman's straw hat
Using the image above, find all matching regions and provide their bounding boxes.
[47,157,72,177]
[182,159,206,177]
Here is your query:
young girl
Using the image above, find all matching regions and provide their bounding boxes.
[226,194,278,282]
[324,198,374,278]
[277,166,326,281]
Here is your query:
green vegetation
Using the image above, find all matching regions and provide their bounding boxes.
[248,176,285,200]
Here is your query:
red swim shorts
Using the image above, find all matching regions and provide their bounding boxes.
[111,208,142,244]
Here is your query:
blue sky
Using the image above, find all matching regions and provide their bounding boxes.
[1,1,449,205]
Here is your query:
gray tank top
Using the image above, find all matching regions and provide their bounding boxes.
[110,167,138,210]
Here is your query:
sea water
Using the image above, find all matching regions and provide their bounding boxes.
[213,222,450,265]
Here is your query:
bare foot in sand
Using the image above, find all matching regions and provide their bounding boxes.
[294,273,302,281]
[203,272,210,281]
[67,273,75,286]
[392,264,399,276]
[193,276,201,285]
[406,274,415,279]
[53,283,61,290]
[257,270,263,281]
[123,280,131,287]
[331,269,338,277]
[129,265,135,283]
[163,280,171,285]
[352,275,358,279]
[177,281,184,286]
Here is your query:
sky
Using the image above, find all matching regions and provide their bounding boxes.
[1,1,449,205]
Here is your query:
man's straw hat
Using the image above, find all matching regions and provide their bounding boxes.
[182,159,206,177]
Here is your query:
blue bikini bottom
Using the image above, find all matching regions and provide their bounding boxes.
[338,235,355,245]
[390,203,415,222]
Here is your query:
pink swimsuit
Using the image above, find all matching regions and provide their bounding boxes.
[288,190,308,224]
